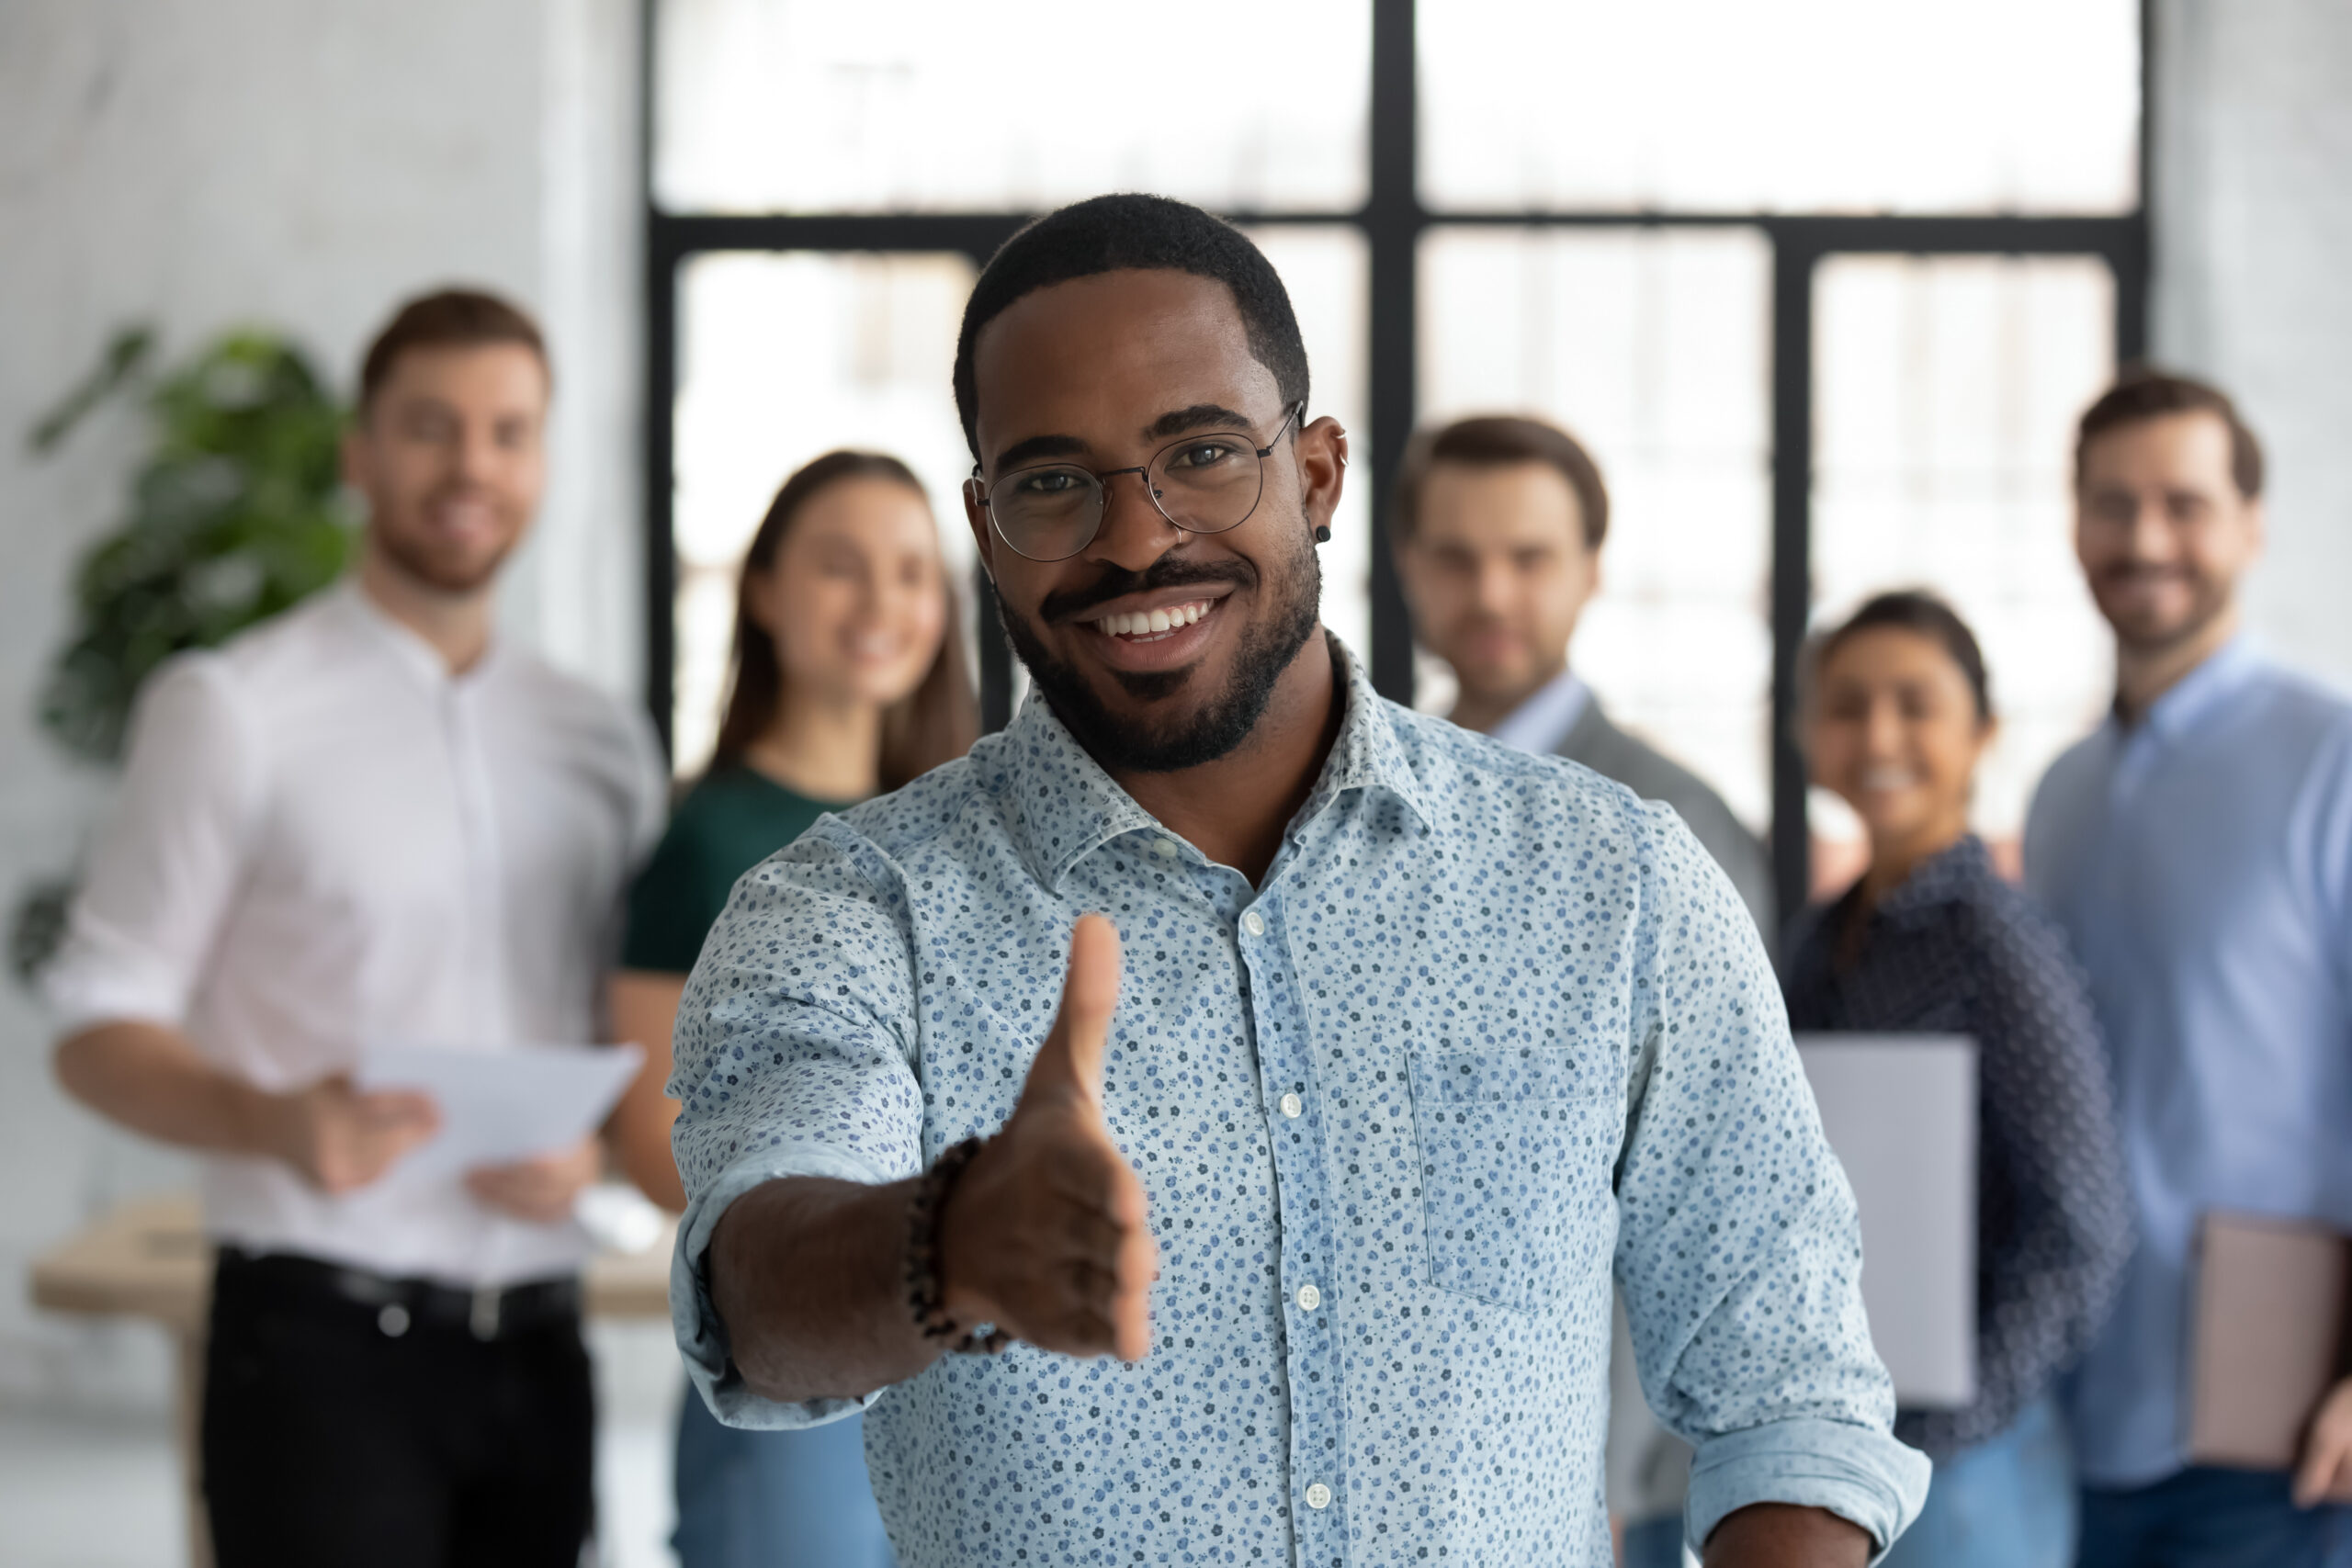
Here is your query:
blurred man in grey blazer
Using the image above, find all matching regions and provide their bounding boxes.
[1393,414,1773,933]
[1394,412,1774,1568]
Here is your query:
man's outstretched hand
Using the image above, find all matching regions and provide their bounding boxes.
[936,913,1157,1361]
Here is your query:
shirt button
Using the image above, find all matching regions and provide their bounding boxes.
[1296,1283,1321,1311]
[1151,838,1179,859]
[1306,1483,1332,1510]
[1279,1092,1303,1119]
[1242,910,1266,937]
[378,1303,411,1338]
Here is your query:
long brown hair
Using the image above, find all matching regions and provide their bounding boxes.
[710,451,978,791]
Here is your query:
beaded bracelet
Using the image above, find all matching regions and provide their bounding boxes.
[904,1136,1011,1356]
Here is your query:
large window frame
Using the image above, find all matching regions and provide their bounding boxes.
[641,0,2152,922]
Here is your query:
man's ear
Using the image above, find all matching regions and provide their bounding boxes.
[962,476,997,584]
[1298,416,1347,541]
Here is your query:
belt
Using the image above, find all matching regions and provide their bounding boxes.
[215,1247,582,1343]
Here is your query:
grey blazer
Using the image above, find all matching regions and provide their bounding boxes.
[1555,697,1777,953]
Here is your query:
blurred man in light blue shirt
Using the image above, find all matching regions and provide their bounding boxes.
[2025,371,2352,1568]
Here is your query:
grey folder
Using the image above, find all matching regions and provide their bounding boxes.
[1793,1033,1979,1409]
[2188,1213,2352,1470]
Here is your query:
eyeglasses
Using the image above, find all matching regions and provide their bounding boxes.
[973,403,1304,562]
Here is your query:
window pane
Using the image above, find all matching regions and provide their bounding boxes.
[1419,226,1773,832]
[1421,0,2139,214]
[671,251,979,773]
[1245,227,1372,663]
[656,0,1369,215]
[1809,254,2117,889]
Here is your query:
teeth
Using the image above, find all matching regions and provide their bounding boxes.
[1094,601,1210,638]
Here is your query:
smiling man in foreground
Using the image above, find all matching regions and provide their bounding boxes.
[668,195,1928,1566]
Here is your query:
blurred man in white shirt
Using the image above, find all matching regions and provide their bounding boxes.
[46,289,667,1568]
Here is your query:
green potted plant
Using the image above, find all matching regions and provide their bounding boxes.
[12,327,356,983]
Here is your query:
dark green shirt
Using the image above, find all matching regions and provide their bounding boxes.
[619,766,846,974]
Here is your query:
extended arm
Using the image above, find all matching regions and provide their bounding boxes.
[694,914,1155,1409]
[1705,1504,1872,1567]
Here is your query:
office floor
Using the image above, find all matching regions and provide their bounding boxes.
[0,1408,676,1568]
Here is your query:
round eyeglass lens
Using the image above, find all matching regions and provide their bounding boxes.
[990,467,1105,561]
[1147,434,1267,535]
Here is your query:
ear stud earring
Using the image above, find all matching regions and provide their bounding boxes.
[1313,525,1333,544]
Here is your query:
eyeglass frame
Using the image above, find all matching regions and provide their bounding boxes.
[969,401,1306,562]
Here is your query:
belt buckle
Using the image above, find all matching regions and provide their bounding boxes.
[469,1284,502,1341]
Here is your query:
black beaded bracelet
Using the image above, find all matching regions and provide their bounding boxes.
[904,1136,1010,1356]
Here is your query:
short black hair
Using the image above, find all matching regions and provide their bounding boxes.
[1805,589,1994,724]
[952,194,1310,461]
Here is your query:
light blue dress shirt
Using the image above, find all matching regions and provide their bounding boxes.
[1487,666,1591,755]
[668,643,1928,1565]
[2025,637,2352,1488]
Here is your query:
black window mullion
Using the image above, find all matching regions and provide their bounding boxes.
[1364,0,1420,705]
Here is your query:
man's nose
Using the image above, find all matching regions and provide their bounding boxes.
[453,424,502,485]
[2122,497,2174,558]
[1086,470,1182,573]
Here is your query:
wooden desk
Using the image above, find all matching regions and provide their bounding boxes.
[29,1193,675,1568]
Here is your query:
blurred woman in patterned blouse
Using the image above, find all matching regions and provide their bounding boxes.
[1784,590,2132,1568]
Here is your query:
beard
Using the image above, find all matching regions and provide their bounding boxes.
[371,491,522,595]
[2089,562,2233,656]
[1000,534,1322,774]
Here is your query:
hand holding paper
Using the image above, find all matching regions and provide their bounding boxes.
[357,1040,644,1187]
[265,1073,443,1195]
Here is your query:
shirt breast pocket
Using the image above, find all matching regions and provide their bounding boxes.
[1408,1038,1622,1314]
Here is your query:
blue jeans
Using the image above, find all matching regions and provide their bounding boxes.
[1883,1397,2074,1568]
[672,1384,897,1568]
[2076,1465,2350,1568]
[1622,1512,1689,1568]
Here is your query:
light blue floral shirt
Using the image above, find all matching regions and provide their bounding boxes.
[669,643,1928,1566]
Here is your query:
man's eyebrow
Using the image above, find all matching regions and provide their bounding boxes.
[992,433,1091,471]
[1145,404,1256,441]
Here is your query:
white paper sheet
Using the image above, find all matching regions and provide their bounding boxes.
[357,1040,644,1179]
[1794,1032,1979,1409]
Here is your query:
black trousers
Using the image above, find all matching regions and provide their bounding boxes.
[200,1249,595,1568]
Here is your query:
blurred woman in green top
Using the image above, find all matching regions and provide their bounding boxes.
[605,450,977,1568]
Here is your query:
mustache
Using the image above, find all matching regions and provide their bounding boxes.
[2094,562,2193,583]
[1036,556,1256,624]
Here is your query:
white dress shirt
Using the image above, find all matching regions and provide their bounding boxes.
[46,583,667,1286]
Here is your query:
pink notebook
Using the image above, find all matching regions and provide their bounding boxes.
[2188,1213,2352,1470]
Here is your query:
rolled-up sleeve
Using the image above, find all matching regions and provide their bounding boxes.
[44,656,262,1034]
[1611,804,1930,1557]
[666,820,925,1430]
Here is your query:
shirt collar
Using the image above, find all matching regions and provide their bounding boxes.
[1486,666,1590,756]
[996,636,1432,894]
[1872,832,1995,922]
[334,578,503,692]
[2128,633,2261,744]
